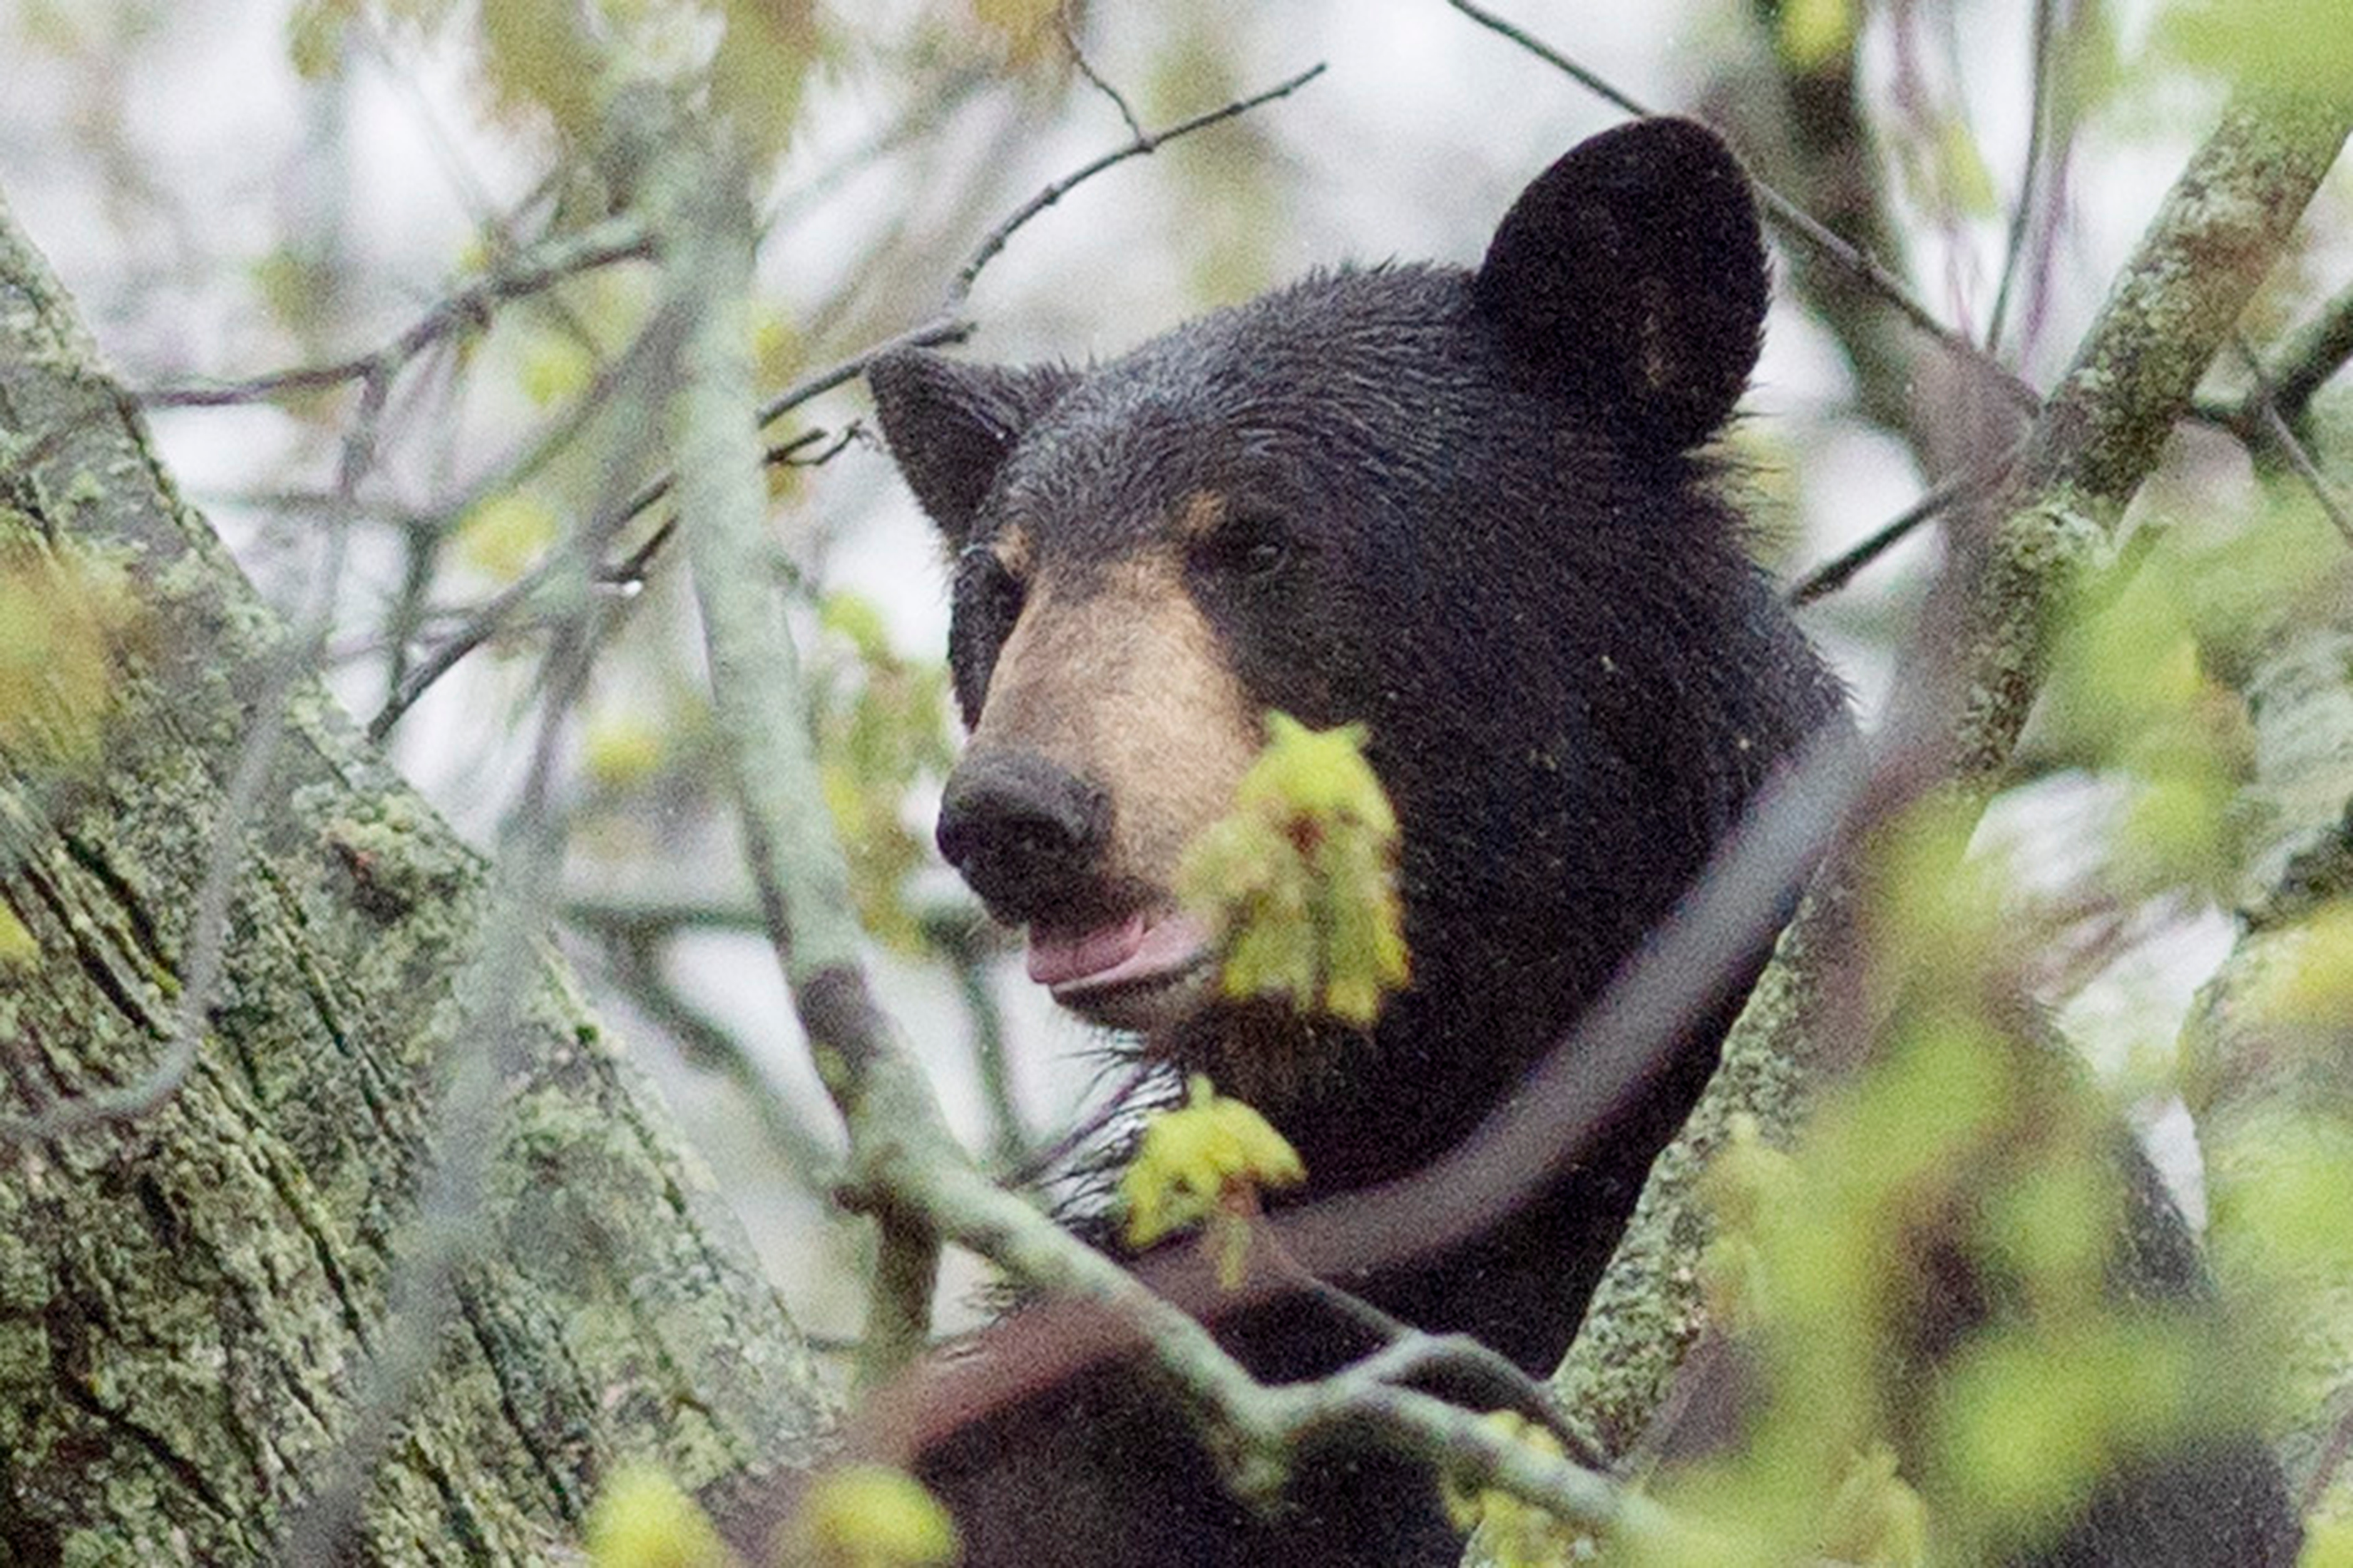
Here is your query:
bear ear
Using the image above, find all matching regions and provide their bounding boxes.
[867,348,1076,544]
[1473,117,1768,454]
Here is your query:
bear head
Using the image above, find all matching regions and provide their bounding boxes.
[871,116,1839,1179]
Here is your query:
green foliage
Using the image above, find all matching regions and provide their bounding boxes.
[1772,0,1858,73]
[2257,899,2353,1028]
[582,704,672,792]
[453,490,561,583]
[0,895,36,970]
[288,0,819,163]
[970,0,1065,68]
[1816,1445,1930,1568]
[1887,111,2001,224]
[2038,560,2251,900]
[2305,1513,2353,1566]
[1445,1411,1577,1568]
[2156,0,2353,103]
[1177,714,1408,1025]
[585,1465,737,1568]
[2202,897,2353,1455]
[809,592,955,955]
[1632,784,2239,1564]
[779,1465,960,1568]
[1119,1074,1305,1281]
[0,531,140,767]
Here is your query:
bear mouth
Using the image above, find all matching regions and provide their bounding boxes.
[1025,908,1214,1032]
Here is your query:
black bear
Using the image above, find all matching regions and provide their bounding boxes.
[867,118,2292,1566]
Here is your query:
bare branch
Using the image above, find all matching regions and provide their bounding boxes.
[2259,275,2353,428]
[1060,3,1145,142]
[757,317,973,429]
[1557,86,2353,1462]
[1953,95,2352,786]
[1987,0,2059,355]
[1786,441,2021,605]
[946,62,1328,307]
[361,62,1324,742]
[2235,333,2353,548]
[138,215,653,409]
[1440,0,2041,416]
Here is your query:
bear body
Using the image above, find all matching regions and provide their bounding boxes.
[867,119,2293,1566]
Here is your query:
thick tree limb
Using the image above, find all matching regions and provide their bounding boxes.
[2181,580,2353,1525]
[1552,89,2351,1471]
[0,187,830,1564]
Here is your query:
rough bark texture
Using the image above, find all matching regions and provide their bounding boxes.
[2181,568,2353,1528]
[1548,92,2351,1471]
[1955,95,2353,784]
[0,192,831,1564]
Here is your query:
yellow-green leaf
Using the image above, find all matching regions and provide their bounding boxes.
[2158,0,2353,103]
[781,1465,958,1568]
[1777,0,1857,72]
[1120,1075,1304,1253]
[1177,714,1408,1025]
[454,491,560,582]
[585,1465,734,1568]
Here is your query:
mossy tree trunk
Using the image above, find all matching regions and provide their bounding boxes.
[0,188,831,1564]
[2183,588,2353,1528]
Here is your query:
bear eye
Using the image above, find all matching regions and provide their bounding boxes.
[1199,508,1294,579]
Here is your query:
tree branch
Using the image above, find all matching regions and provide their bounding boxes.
[1441,0,2040,417]
[139,214,654,409]
[1555,87,2352,1462]
[1952,94,2351,787]
[0,178,826,1564]
[944,62,1326,307]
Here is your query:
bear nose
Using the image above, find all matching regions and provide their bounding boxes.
[935,750,1112,919]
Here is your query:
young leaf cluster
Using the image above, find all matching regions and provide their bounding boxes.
[1177,712,1408,1025]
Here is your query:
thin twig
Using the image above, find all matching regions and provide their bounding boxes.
[1257,1225,1607,1468]
[1785,441,2023,605]
[769,61,1326,433]
[580,923,842,1184]
[926,908,1032,1169]
[1987,0,2057,356]
[363,426,830,742]
[757,317,971,429]
[948,62,1327,304]
[140,215,652,409]
[2262,277,2353,427]
[2195,280,2353,438]
[1440,0,2041,416]
[1005,1060,1160,1189]
[368,62,1326,739]
[1060,3,1146,141]
[2235,334,2353,548]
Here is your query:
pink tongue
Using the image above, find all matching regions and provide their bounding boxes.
[1027,913,1148,986]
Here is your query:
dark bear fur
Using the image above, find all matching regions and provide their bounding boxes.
[867,118,2295,1567]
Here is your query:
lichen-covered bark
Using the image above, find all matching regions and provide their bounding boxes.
[0,192,831,1564]
[1544,889,1842,1460]
[1955,96,2353,784]
[1549,91,2350,1472]
[2181,598,2353,1526]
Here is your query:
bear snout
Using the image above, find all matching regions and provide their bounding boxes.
[935,748,1113,921]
